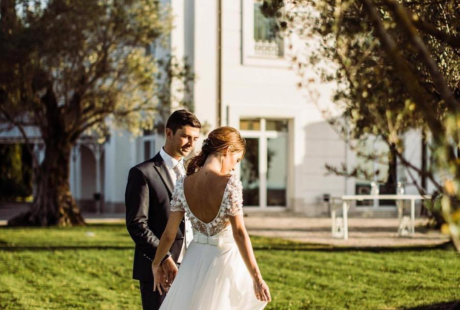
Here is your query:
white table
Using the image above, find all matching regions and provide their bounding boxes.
[330,195,431,240]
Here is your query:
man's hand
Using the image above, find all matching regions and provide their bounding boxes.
[161,257,178,287]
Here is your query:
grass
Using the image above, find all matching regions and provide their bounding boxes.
[0,223,459,310]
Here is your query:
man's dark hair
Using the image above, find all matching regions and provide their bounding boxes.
[166,109,201,134]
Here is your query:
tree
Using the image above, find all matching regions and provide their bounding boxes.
[0,0,191,226]
[262,0,460,250]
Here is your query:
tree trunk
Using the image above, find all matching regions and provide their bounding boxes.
[8,138,85,227]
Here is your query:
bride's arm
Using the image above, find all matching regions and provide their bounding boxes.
[153,211,184,266]
[152,211,184,294]
[229,216,271,302]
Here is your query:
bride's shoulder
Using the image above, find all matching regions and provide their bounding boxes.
[225,173,242,190]
[219,172,236,183]
[223,174,244,215]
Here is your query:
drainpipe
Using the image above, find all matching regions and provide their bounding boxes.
[217,0,222,126]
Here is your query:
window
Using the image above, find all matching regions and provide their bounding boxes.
[144,140,153,161]
[141,130,156,161]
[253,2,284,57]
[240,119,261,131]
[242,0,287,67]
[239,118,289,208]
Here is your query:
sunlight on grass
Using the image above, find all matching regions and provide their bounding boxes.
[0,224,459,310]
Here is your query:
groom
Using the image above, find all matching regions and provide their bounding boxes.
[125,110,201,310]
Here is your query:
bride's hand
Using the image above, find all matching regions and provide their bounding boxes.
[253,276,271,302]
[152,263,166,295]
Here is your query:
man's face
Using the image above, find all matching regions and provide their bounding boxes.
[166,125,200,159]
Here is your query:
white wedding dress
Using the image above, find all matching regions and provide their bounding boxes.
[159,174,267,310]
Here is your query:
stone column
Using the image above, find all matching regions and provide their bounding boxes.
[70,145,81,199]
[88,143,104,214]
[32,143,45,198]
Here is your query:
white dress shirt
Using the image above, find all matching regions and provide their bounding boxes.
[160,148,193,263]
[160,147,183,183]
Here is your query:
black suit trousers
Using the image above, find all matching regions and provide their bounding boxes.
[139,281,166,310]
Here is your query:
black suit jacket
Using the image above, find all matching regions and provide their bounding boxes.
[125,152,185,282]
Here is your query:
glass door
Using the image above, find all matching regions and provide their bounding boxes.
[240,118,289,209]
[241,138,260,206]
[267,135,287,206]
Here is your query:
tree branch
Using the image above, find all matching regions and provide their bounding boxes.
[412,18,460,49]
[386,138,443,192]
[359,0,448,147]
[382,0,460,114]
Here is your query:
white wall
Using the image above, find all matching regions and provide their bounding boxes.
[192,0,219,130]
[303,119,347,207]
[104,128,137,206]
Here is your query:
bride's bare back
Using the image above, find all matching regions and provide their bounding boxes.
[170,170,243,236]
[183,170,232,224]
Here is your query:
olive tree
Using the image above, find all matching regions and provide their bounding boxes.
[263,0,460,249]
[0,0,192,226]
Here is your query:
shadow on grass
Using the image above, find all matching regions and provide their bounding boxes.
[0,223,126,229]
[0,224,455,253]
[403,300,460,310]
[251,239,456,253]
[0,245,133,252]
[0,242,454,253]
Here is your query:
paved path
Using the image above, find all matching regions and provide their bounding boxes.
[244,216,450,248]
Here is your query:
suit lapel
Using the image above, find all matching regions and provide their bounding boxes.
[152,153,174,196]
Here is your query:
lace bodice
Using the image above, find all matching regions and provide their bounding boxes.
[170,174,244,236]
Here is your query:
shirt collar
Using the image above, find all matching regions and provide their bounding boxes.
[160,147,183,170]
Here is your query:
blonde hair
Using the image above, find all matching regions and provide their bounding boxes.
[186,126,246,176]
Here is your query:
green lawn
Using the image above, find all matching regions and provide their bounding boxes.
[0,223,459,310]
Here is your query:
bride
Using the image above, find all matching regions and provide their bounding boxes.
[152,126,271,310]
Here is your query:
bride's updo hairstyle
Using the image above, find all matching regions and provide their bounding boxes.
[186,126,246,176]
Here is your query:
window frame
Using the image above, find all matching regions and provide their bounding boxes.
[242,0,289,68]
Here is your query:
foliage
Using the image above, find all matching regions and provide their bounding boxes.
[262,0,460,250]
[0,223,459,310]
[0,144,32,200]
[154,55,195,133]
[1,0,172,138]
